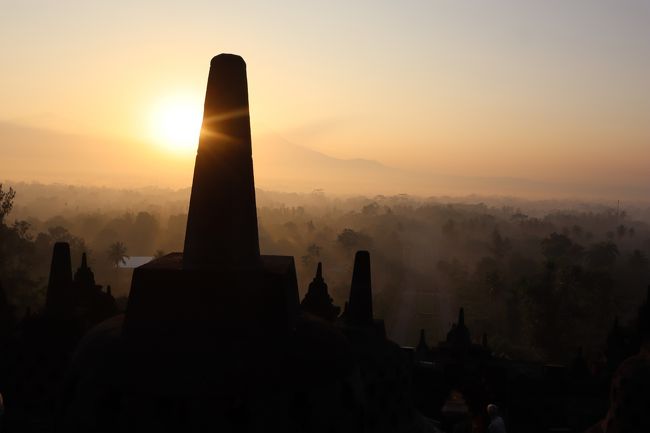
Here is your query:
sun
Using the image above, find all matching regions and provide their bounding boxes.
[149,95,203,154]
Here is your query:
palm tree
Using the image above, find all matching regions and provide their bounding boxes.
[107,241,128,267]
[107,241,128,286]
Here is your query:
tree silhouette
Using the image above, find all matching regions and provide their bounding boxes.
[586,241,619,269]
[337,228,371,251]
[442,219,456,237]
[540,232,583,264]
[107,241,128,268]
[489,228,511,259]
[130,212,160,254]
[541,233,573,261]
[361,202,380,216]
[0,184,16,224]
[628,249,648,269]
[0,186,39,307]
[301,243,321,266]
[107,241,128,287]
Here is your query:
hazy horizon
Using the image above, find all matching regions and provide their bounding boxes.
[4,4,650,430]
[2,1,650,200]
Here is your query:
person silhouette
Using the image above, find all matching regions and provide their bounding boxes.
[487,404,506,433]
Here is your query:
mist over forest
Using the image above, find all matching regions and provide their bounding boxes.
[2,181,650,365]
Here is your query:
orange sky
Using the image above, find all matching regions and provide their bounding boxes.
[1,1,649,199]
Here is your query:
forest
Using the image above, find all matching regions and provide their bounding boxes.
[2,181,649,365]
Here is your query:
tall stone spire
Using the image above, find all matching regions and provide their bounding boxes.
[347,250,373,326]
[183,54,260,269]
[125,54,300,342]
[46,242,73,314]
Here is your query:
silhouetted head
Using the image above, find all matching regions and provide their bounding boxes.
[487,404,499,418]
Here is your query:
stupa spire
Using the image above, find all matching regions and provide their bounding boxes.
[45,242,73,314]
[183,54,260,269]
[300,262,340,321]
[347,251,373,326]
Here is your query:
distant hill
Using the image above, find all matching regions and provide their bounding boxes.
[2,120,649,201]
[253,133,650,200]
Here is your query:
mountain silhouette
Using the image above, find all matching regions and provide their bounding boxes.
[2,120,650,200]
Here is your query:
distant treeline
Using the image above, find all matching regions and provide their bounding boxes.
[1,182,650,364]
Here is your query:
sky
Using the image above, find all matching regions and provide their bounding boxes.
[1,1,649,198]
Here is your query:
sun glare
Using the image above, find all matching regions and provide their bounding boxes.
[149,95,203,154]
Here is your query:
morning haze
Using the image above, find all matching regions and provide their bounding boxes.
[4,3,650,432]
[2,1,650,200]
